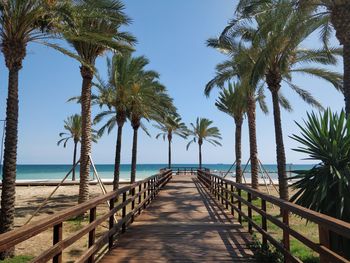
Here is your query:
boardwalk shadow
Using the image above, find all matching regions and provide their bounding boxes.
[101,175,256,263]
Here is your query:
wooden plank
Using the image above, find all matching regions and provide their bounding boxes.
[100,175,256,263]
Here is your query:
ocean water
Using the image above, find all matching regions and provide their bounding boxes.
[0,164,315,181]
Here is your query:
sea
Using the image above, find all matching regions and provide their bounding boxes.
[0,164,315,181]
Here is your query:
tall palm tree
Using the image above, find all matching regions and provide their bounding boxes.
[129,78,175,183]
[154,114,188,168]
[215,83,247,183]
[0,1,74,258]
[205,39,264,190]
[93,54,153,190]
[236,0,350,114]
[234,1,343,200]
[58,114,98,181]
[63,0,136,203]
[186,118,222,169]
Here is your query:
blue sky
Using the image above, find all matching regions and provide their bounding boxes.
[0,0,344,165]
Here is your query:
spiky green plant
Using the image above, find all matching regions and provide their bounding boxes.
[186,118,222,169]
[291,109,350,258]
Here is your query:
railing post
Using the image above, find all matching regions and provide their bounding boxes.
[147,180,151,205]
[221,179,224,205]
[230,184,234,216]
[52,223,62,263]
[109,197,114,250]
[225,182,228,209]
[282,209,290,263]
[261,199,267,249]
[122,192,127,233]
[143,182,147,209]
[131,188,135,223]
[318,225,331,263]
[238,189,242,224]
[88,207,96,263]
[247,192,252,234]
[138,184,142,215]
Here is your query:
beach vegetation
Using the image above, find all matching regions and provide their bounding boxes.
[186,118,222,169]
[291,109,350,257]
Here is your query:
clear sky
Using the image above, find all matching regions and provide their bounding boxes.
[0,0,344,165]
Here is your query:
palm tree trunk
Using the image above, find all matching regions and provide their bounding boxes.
[344,42,350,115]
[168,133,172,169]
[113,124,123,190]
[0,67,20,259]
[330,6,350,115]
[235,117,243,184]
[130,127,138,184]
[78,66,93,204]
[199,142,202,169]
[72,141,78,181]
[271,90,289,200]
[247,94,259,189]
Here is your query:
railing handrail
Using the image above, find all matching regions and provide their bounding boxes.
[0,169,173,262]
[200,170,350,238]
[197,170,350,263]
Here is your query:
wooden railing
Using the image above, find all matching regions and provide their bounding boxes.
[0,169,172,263]
[197,169,350,263]
[162,166,209,175]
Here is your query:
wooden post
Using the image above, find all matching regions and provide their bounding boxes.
[221,179,224,205]
[238,189,242,224]
[147,180,151,205]
[319,225,330,263]
[88,207,96,263]
[247,193,252,234]
[143,182,147,208]
[225,182,228,209]
[53,223,62,263]
[122,192,127,233]
[230,184,234,216]
[282,209,290,263]
[131,188,135,223]
[261,199,267,248]
[109,198,114,249]
[138,184,142,215]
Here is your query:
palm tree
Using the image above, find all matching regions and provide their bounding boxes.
[234,1,343,200]
[236,0,350,114]
[215,83,247,183]
[186,118,222,169]
[57,114,98,181]
[0,1,74,258]
[93,54,154,190]
[129,77,175,183]
[63,0,136,203]
[205,39,265,190]
[154,114,188,169]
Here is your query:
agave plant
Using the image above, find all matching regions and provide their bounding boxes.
[290,109,350,257]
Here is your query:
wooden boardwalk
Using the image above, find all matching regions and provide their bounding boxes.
[100,174,256,263]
